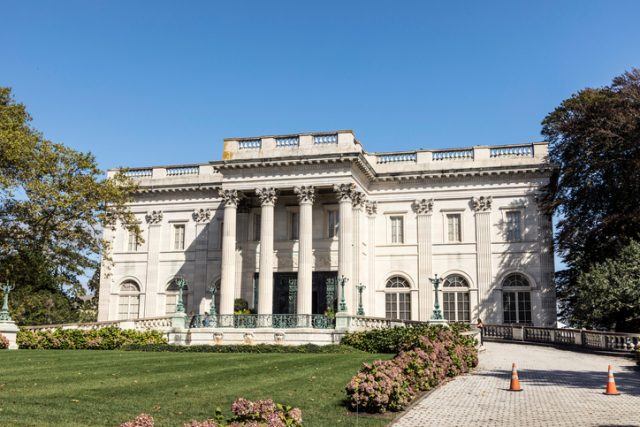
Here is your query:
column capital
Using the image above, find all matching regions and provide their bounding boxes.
[145,210,163,224]
[471,196,493,212]
[219,189,243,207]
[256,187,278,206]
[365,200,378,216]
[351,190,366,209]
[413,198,434,215]
[333,183,356,202]
[192,208,211,223]
[294,186,315,204]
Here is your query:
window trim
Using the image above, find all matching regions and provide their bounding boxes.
[324,205,339,239]
[172,223,186,251]
[501,207,525,242]
[386,213,406,245]
[383,275,412,320]
[441,209,464,243]
[118,280,141,320]
[500,272,532,325]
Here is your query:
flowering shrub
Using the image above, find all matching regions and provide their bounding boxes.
[121,399,302,427]
[17,327,167,350]
[345,325,478,413]
[120,413,155,427]
[0,333,9,349]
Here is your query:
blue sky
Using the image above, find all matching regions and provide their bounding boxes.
[2,1,639,170]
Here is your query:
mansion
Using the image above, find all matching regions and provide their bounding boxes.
[98,130,557,328]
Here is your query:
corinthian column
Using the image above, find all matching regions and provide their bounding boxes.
[413,199,434,321]
[294,186,314,319]
[220,189,241,318]
[472,195,493,322]
[334,183,355,313]
[256,187,277,318]
[365,201,377,317]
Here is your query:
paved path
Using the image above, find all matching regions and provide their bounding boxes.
[393,342,640,426]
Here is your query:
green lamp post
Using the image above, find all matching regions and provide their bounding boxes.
[337,275,349,312]
[174,276,188,314]
[356,283,366,316]
[429,274,444,320]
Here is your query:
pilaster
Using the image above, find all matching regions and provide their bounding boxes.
[351,190,365,315]
[144,210,163,317]
[193,209,211,314]
[365,201,377,316]
[472,196,493,322]
[413,198,434,321]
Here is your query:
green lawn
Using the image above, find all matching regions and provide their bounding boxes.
[0,350,395,427]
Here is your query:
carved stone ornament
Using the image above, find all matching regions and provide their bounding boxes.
[365,201,378,216]
[471,196,493,212]
[192,208,211,223]
[413,198,434,215]
[351,190,366,209]
[333,183,356,202]
[145,210,163,224]
[219,189,242,207]
[256,187,278,205]
[294,186,315,204]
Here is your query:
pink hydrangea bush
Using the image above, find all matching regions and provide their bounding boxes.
[0,333,9,349]
[122,399,302,427]
[346,326,478,413]
[120,414,155,427]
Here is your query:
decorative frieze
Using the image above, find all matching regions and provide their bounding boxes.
[333,183,356,201]
[192,208,211,223]
[413,198,434,215]
[294,186,315,204]
[219,189,242,207]
[256,187,278,206]
[365,201,378,216]
[145,210,163,224]
[351,191,366,209]
[471,196,493,212]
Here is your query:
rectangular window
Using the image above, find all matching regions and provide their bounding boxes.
[447,214,461,242]
[503,292,517,324]
[443,293,455,321]
[173,224,185,250]
[127,230,138,252]
[253,214,261,240]
[290,211,299,240]
[391,216,404,244]
[327,210,339,238]
[506,211,522,242]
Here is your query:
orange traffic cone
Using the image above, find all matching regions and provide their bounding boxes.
[508,362,523,392]
[604,364,620,395]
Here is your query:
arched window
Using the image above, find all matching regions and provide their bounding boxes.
[165,279,190,315]
[385,276,411,320]
[119,281,140,320]
[443,275,470,322]
[502,273,531,324]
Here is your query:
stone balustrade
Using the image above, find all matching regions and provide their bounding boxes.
[483,324,640,353]
[432,148,474,161]
[238,139,262,149]
[133,316,174,330]
[376,152,417,164]
[313,134,338,144]
[275,136,300,147]
[490,144,534,158]
[122,168,153,178]
[166,165,199,176]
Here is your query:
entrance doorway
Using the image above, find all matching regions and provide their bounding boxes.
[264,272,338,314]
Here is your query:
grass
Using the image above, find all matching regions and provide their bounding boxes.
[0,350,395,427]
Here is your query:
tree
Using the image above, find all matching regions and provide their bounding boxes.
[542,69,640,330]
[0,87,139,325]
[568,240,640,331]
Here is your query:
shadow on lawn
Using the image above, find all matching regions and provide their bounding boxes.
[476,364,640,396]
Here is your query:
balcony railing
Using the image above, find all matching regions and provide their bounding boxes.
[238,139,262,149]
[275,136,299,147]
[376,152,417,164]
[490,144,534,158]
[483,324,640,353]
[187,314,336,329]
[313,134,338,144]
[432,149,474,161]
[166,166,199,176]
[123,168,153,178]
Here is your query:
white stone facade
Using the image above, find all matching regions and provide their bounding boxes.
[98,130,556,327]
